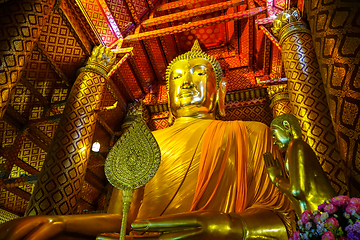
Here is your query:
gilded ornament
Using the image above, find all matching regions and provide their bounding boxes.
[267,84,290,109]
[104,113,161,240]
[79,45,116,77]
[272,8,310,45]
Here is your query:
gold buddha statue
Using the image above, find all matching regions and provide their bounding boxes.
[263,114,336,217]
[0,41,293,240]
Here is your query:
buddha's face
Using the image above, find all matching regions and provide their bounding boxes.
[168,58,217,118]
[270,124,291,151]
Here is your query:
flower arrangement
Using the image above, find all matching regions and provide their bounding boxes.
[290,196,360,240]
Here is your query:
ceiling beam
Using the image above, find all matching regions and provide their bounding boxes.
[157,0,209,11]
[85,169,106,191]
[123,0,141,25]
[143,0,245,27]
[127,56,147,95]
[125,8,265,42]
[259,25,281,50]
[5,187,32,201]
[106,78,133,105]
[20,77,49,105]
[58,1,92,55]
[35,43,71,87]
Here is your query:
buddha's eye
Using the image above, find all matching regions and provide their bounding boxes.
[173,75,182,79]
[198,72,206,76]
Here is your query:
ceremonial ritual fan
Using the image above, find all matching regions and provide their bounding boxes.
[105,115,161,240]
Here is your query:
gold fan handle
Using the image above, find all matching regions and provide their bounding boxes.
[119,188,134,240]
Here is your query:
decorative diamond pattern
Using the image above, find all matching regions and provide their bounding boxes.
[105,0,133,32]
[38,10,87,79]
[305,0,360,196]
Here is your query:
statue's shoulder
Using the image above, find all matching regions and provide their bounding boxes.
[288,139,314,157]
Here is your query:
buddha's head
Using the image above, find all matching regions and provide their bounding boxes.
[165,40,226,121]
[270,114,302,151]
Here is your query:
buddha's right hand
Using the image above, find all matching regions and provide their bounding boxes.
[0,215,65,240]
[131,211,244,240]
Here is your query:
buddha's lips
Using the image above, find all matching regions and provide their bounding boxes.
[178,89,199,98]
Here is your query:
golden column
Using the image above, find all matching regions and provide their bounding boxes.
[272,9,347,194]
[25,46,116,215]
[267,84,292,118]
[0,0,59,117]
[304,0,360,197]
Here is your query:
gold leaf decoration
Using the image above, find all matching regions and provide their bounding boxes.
[104,116,161,191]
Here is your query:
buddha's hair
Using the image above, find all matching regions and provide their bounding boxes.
[271,114,302,133]
[165,40,223,91]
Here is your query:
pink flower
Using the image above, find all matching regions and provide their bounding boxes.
[301,210,312,224]
[314,213,322,224]
[330,195,349,206]
[349,197,360,205]
[325,217,339,231]
[291,231,300,240]
[324,203,338,214]
[345,202,360,215]
[321,231,335,240]
[318,201,327,211]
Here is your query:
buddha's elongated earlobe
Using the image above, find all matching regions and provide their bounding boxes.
[217,77,227,117]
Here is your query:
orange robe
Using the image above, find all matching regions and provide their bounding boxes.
[137,118,292,227]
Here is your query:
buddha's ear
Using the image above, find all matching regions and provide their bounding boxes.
[217,77,227,117]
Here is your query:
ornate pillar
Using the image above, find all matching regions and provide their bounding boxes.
[0,0,59,117]
[272,9,348,194]
[304,0,360,197]
[267,84,292,118]
[25,46,116,215]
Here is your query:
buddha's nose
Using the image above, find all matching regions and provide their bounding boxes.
[181,74,194,89]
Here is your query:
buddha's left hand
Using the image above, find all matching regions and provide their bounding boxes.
[263,152,284,186]
[131,211,244,240]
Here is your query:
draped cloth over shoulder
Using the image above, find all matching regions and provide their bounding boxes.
[137,118,293,231]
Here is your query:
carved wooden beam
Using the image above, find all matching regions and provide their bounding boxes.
[143,0,245,27]
[127,56,147,94]
[123,0,141,25]
[20,77,49,105]
[97,115,114,136]
[35,43,71,87]
[85,169,106,191]
[157,0,209,11]
[58,0,92,55]
[105,80,129,111]
[125,8,265,41]
[259,25,281,50]
[5,187,31,201]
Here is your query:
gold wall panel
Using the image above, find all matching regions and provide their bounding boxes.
[304,0,360,197]
[0,0,56,117]
[280,28,347,194]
